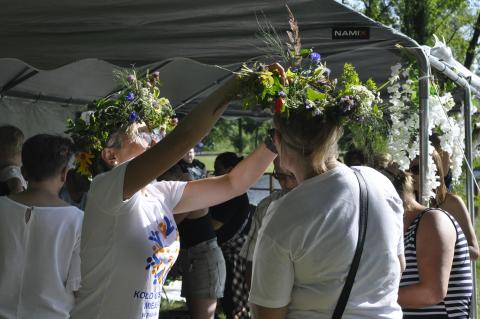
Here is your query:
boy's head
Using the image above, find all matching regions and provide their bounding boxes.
[0,125,24,165]
[22,134,74,182]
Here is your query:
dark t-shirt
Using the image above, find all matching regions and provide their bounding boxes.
[178,214,217,249]
[178,159,206,180]
[209,193,250,244]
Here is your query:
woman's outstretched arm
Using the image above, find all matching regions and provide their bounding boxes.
[173,144,276,214]
[443,193,479,260]
[123,76,237,199]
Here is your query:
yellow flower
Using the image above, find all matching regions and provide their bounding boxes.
[76,152,94,177]
[158,97,169,106]
[259,71,274,88]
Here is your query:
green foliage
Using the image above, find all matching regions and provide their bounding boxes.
[348,0,478,66]
[66,68,176,177]
[201,118,272,154]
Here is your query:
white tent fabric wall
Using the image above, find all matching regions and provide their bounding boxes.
[0,97,85,138]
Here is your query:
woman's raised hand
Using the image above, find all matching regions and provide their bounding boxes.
[268,63,289,86]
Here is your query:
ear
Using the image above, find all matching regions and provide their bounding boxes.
[101,147,118,168]
[20,166,29,182]
[60,166,68,183]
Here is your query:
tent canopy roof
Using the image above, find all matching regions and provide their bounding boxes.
[0,0,422,123]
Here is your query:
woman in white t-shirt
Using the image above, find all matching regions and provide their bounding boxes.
[0,134,83,319]
[245,64,405,318]
[71,75,277,319]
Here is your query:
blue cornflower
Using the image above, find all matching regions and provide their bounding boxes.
[128,111,138,123]
[309,52,321,63]
[126,92,135,101]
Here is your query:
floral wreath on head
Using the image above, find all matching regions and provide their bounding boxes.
[66,68,177,178]
[236,6,384,131]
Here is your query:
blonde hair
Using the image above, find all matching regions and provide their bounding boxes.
[274,113,342,174]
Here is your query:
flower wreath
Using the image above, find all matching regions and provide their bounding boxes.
[236,7,383,129]
[66,69,177,178]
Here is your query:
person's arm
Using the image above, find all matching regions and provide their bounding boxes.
[444,193,479,260]
[249,231,292,319]
[173,144,275,214]
[398,210,456,308]
[250,305,288,319]
[123,76,238,199]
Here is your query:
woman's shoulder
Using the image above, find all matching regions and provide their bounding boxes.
[443,192,466,207]
[418,208,456,232]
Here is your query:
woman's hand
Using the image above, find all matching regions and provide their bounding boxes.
[268,63,288,86]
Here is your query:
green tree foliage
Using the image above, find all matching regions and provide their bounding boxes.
[202,117,272,154]
[342,0,479,70]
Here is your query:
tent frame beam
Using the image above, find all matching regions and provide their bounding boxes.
[0,68,38,95]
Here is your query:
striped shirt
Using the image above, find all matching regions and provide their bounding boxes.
[400,208,472,318]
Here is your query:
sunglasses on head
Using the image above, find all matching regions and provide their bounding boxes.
[137,131,160,147]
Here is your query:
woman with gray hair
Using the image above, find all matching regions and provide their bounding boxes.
[71,74,276,319]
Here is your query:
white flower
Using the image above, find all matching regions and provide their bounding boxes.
[80,111,95,125]
[305,99,315,109]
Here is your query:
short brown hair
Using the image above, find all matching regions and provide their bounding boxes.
[22,134,74,182]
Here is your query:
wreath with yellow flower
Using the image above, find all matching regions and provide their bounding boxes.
[235,6,389,164]
[66,68,177,178]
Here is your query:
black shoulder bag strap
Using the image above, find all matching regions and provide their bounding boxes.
[331,168,369,319]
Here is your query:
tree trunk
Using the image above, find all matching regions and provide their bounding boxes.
[464,11,480,70]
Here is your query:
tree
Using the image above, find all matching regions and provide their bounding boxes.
[345,0,478,69]
[464,11,480,70]
[202,117,271,154]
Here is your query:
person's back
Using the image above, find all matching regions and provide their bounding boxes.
[0,134,83,319]
[0,125,27,195]
[0,198,82,319]
[251,165,404,318]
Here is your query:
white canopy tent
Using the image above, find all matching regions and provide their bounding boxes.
[0,0,425,134]
[0,0,436,209]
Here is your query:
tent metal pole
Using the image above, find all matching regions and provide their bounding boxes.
[464,85,477,319]
[410,48,431,206]
[429,55,479,95]
[0,68,38,95]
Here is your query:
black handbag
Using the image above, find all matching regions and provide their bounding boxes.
[331,169,369,319]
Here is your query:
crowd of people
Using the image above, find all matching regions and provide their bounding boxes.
[0,61,477,319]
